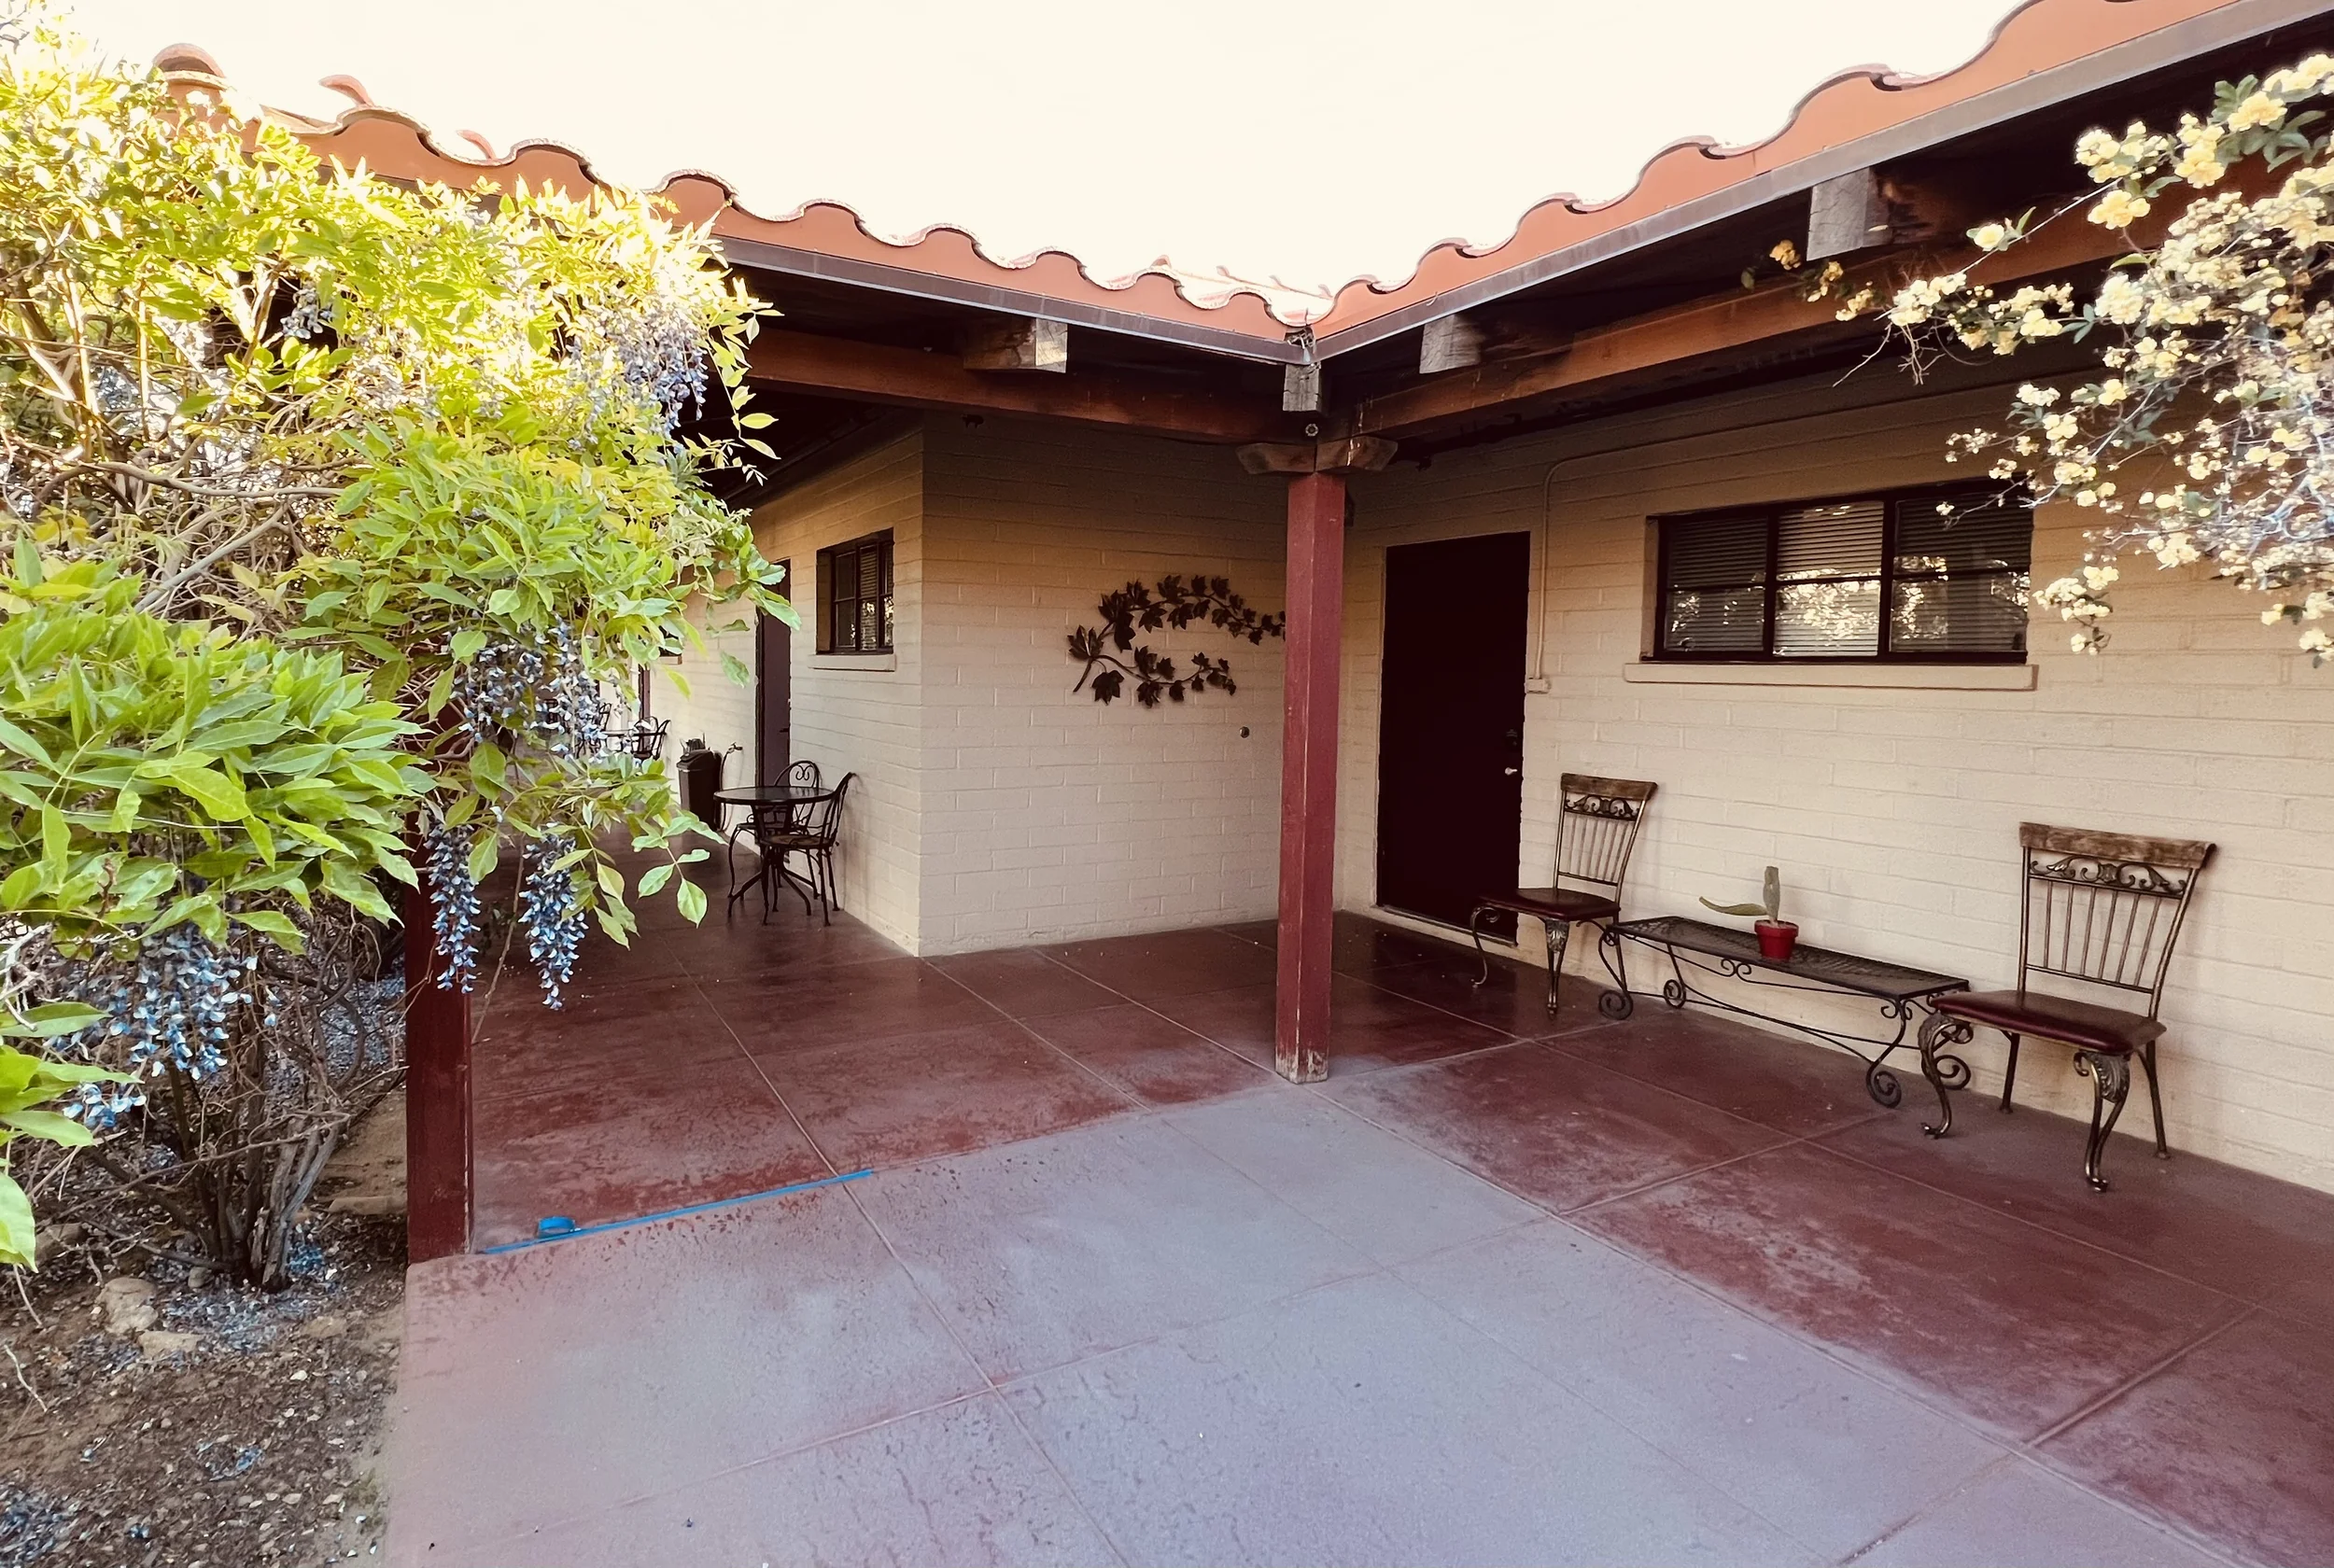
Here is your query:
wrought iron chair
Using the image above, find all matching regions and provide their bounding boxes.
[752,771,855,925]
[1918,822,2214,1190]
[1469,774,1657,1015]
[606,716,668,761]
[724,760,824,907]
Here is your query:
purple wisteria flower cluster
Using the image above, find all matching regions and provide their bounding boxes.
[57,927,255,1128]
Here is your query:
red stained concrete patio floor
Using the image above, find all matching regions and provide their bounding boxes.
[393,881,2334,1566]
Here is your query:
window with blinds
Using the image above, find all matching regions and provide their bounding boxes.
[1655,484,2032,662]
[817,532,894,653]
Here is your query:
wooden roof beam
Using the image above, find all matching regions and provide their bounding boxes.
[1345,208,2143,441]
[962,315,1068,371]
[744,327,1282,443]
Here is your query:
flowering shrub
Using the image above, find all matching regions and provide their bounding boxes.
[0,12,788,1277]
[1826,55,2334,658]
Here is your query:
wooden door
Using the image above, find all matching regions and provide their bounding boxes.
[754,563,792,785]
[1376,532,1531,935]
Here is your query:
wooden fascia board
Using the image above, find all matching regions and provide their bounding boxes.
[744,328,1283,443]
[1345,215,2143,440]
[720,235,1307,365]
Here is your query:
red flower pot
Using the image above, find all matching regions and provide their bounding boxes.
[1755,920,1800,963]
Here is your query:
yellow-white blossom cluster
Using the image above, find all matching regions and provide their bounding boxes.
[1852,57,2334,660]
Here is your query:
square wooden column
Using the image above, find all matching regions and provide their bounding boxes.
[404,875,473,1262]
[1274,470,1347,1083]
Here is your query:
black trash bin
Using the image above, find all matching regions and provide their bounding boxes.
[677,741,724,829]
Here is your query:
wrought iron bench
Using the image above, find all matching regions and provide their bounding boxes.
[1607,916,1973,1110]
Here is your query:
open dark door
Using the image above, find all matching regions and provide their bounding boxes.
[1376,532,1530,934]
[753,561,792,785]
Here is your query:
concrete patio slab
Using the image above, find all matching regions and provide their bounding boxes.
[429,1394,1118,1568]
[1001,1270,1816,1566]
[396,905,2333,1566]
[393,1182,986,1559]
[852,1113,1375,1381]
[1572,1141,2247,1442]
[1166,1088,1542,1267]
[1397,1219,2002,1562]
[1850,1458,2228,1568]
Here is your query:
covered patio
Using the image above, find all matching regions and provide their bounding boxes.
[389,867,2334,1566]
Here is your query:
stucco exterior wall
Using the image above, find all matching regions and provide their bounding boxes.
[1340,368,2334,1193]
[654,430,926,951]
[918,415,1287,954]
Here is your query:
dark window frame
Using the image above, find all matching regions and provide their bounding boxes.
[1652,481,2032,665]
[817,531,894,655]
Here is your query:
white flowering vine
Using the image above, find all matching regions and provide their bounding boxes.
[1821,57,2334,658]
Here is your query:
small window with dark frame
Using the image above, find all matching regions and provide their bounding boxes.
[817,531,894,654]
[1654,484,2032,662]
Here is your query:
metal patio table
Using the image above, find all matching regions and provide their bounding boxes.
[718,782,836,918]
[1605,915,1974,1109]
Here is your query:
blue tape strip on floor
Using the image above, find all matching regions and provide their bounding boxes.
[479,1169,874,1254]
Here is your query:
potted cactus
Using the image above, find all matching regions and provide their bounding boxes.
[1702,865,1799,962]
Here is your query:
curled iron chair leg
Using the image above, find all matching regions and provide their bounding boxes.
[2139,1040,2170,1160]
[724,826,744,922]
[1918,1014,1974,1139]
[1469,903,1498,989]
[1595,921,1634,1020]
[1541,918,1572,1014]
[1998,1032,2020,1113]
[2075,1049,2133,1191]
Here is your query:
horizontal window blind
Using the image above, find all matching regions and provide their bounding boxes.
[1655,483,2032,662]
[1665,513,1767,589]
[1659,512,1767,653]
[1777,500,1884,581]
[820,532,895,653]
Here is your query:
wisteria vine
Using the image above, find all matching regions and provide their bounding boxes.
[55,927,256,1129]
[517,838,587,1007]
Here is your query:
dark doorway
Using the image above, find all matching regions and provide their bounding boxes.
[1376,531,1530,935]
[754,560,793,785]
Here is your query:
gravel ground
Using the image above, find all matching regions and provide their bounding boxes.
[1,1132,405,1567]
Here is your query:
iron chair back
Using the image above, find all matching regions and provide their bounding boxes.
[799,770,853,852]
[618,717,668,761]
[2015,822,2214,1018]
[1554,774,1658,897]
[785,758,822,791]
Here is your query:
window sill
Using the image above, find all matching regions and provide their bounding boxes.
[1623,662,2035,692]
[811,652,897,672]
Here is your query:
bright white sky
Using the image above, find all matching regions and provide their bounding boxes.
[63,0,2026,295]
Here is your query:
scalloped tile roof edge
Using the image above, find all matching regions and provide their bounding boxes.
[153,0,2297,363]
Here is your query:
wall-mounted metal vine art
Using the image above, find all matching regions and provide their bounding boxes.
[1067,575,1286,707]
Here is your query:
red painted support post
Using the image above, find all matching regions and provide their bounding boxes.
[403,876,472,1262]
[1274,470,1346,1084]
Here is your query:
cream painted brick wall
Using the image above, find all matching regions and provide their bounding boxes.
[1342,367,2334,1194]
[654,431,925,951]
[918,415,1286,953]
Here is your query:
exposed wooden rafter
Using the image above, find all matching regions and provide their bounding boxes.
[1418,315,1484,374]
[744,328,1281,443]
[1343,209,2147,441]
[963,315,1069,371]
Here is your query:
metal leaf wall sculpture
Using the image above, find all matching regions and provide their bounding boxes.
[1067,574,1286,707]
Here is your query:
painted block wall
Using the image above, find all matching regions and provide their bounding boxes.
[1343,367,2334,1194]
[918,414,1287,954]
[654,430,926,951]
